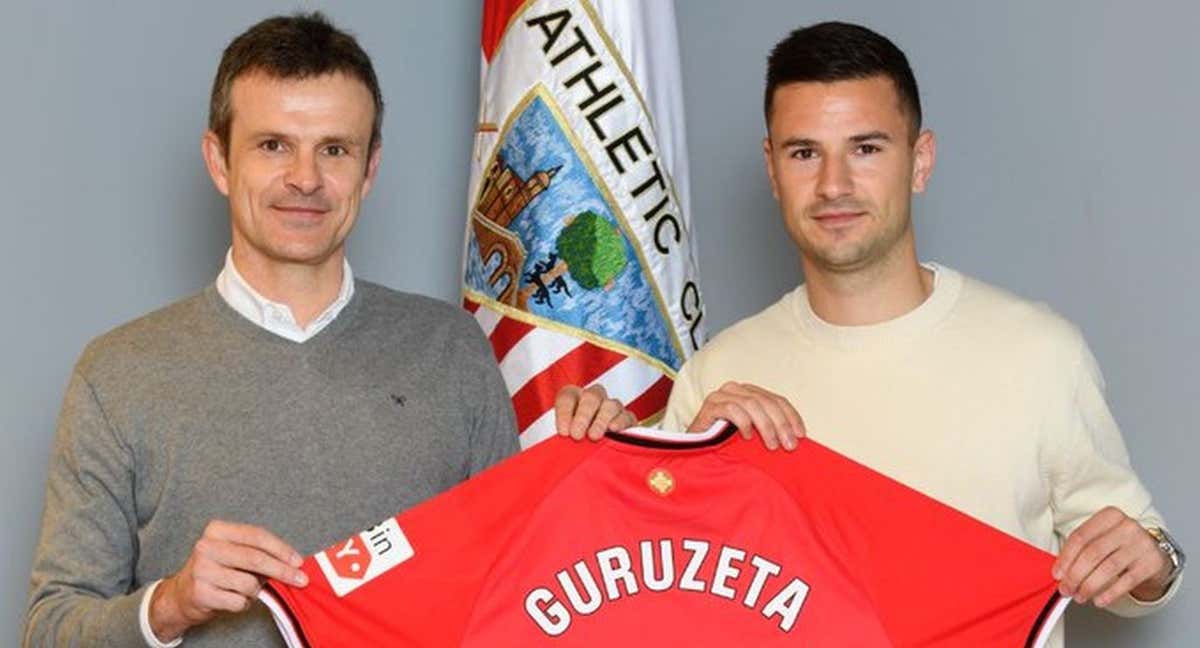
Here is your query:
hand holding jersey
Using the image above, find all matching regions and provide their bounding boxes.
[1054,506,1173,607]
[684,381,806,450]
[554,384,638,441]
[149,522,309,642]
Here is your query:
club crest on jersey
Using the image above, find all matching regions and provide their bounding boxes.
[315,518,414,597]
[647,468,675,496]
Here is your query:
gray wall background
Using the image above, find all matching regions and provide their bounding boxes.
[1,0,1193,644]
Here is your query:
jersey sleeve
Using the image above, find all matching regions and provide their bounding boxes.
[260,437,596,648]
[744,438,1069,648]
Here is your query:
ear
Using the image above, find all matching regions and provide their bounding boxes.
[911,129,936,194]
[360,142,383,199]
[201,131,230,197]
[762,135,781,201]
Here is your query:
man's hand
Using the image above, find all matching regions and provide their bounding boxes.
[1053,506,1172,608]
[686,382,805,450]
[149,520,308,642]
[554,384,636,441]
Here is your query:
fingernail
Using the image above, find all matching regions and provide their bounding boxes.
[1051,567,1061,579]
[291,553,304,567]
[295,572,309,587]
[784,437,796,451]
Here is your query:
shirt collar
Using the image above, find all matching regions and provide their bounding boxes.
[215,249,355,343]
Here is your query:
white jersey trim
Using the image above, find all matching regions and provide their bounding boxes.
[617,420,729,444]
[258,588,306,648]
[1031,596,1070,648]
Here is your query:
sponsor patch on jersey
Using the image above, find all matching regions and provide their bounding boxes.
[315,518,414,597]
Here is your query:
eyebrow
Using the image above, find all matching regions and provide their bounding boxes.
[245,130,291,142]
[780,137,817,149]
[317,136,365,150]
[779,131,894,148]
[245,131,365,147]
[849,131,892,143]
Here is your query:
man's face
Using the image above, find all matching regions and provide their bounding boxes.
[763,76,934,275]
[203,71,381,271]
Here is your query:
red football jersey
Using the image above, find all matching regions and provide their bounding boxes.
[260,425,1067,647]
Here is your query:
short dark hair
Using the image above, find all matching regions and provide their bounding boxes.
[765,22,921,138]
[209,12,384,155]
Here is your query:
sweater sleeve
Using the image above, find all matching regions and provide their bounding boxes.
[1044,332,1180,617]
[23,367,152,647]
[457,316,520,473]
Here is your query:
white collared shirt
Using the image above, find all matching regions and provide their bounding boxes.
[215,248,355,343]
[138,249,356,646]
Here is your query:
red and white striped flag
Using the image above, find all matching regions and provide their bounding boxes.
[462,0,705,448]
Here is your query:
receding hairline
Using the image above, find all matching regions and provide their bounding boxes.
[227,66,379,101]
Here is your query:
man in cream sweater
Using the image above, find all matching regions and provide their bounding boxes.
[662,22,1182,645]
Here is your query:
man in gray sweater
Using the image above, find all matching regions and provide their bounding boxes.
[23,13,631,647]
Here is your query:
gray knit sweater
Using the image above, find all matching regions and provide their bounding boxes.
[24,281,518,647]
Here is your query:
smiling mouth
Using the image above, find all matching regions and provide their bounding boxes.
[271,205,330,228]
[813,212,865,227]
[273,205,328,214]
[271,205,332,224]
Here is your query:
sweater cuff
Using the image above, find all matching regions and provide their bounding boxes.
[78,582,162,648]
[139,580,183,647]
[1106,573,1183,618]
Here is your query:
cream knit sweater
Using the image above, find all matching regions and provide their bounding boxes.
[664,264,1178,644]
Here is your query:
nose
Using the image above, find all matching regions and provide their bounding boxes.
[284,150,322,195]
[815,155,853,201]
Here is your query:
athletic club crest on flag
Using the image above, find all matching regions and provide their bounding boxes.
[463,0,705,448]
